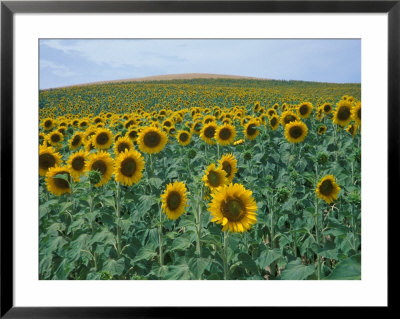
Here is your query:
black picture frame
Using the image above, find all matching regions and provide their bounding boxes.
[1,0,396,317]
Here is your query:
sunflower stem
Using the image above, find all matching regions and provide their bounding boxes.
[269,199,277,278]
[115,182,121,258]
[314,199,321,280]
[223,231,230,280]
[195,186,203,257]
[158,205,164,266]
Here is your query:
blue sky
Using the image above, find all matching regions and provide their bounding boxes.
[39,39,361,89]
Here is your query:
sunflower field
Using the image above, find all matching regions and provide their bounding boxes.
[39,79,361,280]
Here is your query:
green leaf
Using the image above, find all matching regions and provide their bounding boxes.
[324,254,361,280]
[132,245,157,263]
[281,259,315,280]
[164,263,193,280]
[256,248,281,269]
[169,236,192,251]
[317,240,339,260]
[148,177,163,189]
[103,258,125,276]
[323,217,349,237]
[237,253,259,275]
[188,257,211,279]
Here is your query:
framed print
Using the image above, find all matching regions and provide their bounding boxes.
[1,0,396,316]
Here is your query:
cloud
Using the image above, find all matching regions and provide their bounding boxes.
[40,59,75,77]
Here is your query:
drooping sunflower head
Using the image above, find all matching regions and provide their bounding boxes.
[208,183,257,233]
[39,145,62,176]
[45,166,72,196]
[243,119,260,140]
[315,175,341,204]
[284,120,308,143]
[297,102,313,119]
[115,149,145,186]
[92,128,113,150]
[346,123,358,138]
[69,132,84,151]
[333,100,353,127]
[114,135,134,155]
[352,101,361,125]
[160,181,188,220]
[215,124,236,146]
[67,150,88,181]
[269,115,280,131]
[317,124,327,135]
[200,122,217,145]
[47,131,64,147]
[137,126,168,154]
[176,130,192,146]
[87,151,114,187]
[218,154,238,183]
[202,163,228,191]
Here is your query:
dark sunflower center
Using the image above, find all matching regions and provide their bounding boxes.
[73,120,79,126]
[164,121,172,127]
[289,125,303,139]
[51,134,61,143]
[204,126,216,139]
[94,118,102,124]
[92,160,107,175]
[169,128,176,135]
[194,123,201,131]
[179,132,189,142]
[348,126,354,134]
[337,106,351,121]
[219,128,231,140]
[246,124,257,136]
[72,156,85,171]
[270,117,277,126]
[53,171,70,190]
[96,132,109,145]
[268,110,275,116]
[80,121,87,127]
[129,130,138,139]
[318,127,325,133]
[222,161,232,177]
[120,157,136,177]
[324,104,331,112]
[204,118,214,124]
[144,131,161,148]
[39,153,56,170]
[357,108,361,119]
[125,120,134,128]
[167,191,181,211]
[319,180,333,196]
[208,171,221,187]
[284,115,296,124]
[117,142,130,153]
[221,198,244,222]
[44,120,52,128]
[72,135,81,146]
[299,105,308,115]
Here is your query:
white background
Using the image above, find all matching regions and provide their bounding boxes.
[14,13,388,306]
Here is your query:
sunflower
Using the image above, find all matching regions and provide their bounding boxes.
[126,127,139,142]
[200,122,217,145]
[333,100,353,127]
[315,175,341,204]
[208,183,257,233]
[215,124,236,146]
[280,110,299,126]
[269,115,280,130]
[316,107,324,121]
[346,123,358,138]
[297,102,313,119]
[203,115,216,124]
[160,181,188,220]
[114,136,134,155]
[114,149,145,186]
[176,130,192,146]
[87,151,114,187]
[67,150,88,181]
[69,132,84,151]
[47,131,64,147]
[266,108,277,118]
[45,166,71,196]
[39,132,45,145]
[352,102,361,125]
[39,145,62,176]
[243,119,259,140]
[284,120,308,143]
[202,163,228,191]
[321,102,333,114]
[218,154,237,183]
[42,118,56,131]
[137,126,168,154]
[92,128,113,150]
[317,124,327,135]
[233,139,245,146]
[191,120,202,135]
[84,126,97,141]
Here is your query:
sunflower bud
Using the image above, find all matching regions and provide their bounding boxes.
[88,170,102,185]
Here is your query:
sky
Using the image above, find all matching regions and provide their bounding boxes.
[39,39,361,89]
